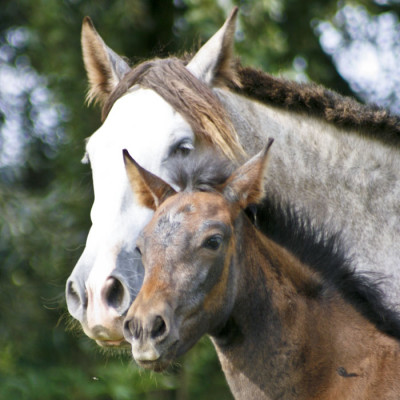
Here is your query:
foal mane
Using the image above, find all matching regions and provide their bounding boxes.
[166,151,235,193]
[254,197,400,340]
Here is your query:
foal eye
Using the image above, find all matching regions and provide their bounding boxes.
[135,246,142,257]
[202,235,223,251]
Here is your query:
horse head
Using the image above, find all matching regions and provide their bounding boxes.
[66,9,244,346]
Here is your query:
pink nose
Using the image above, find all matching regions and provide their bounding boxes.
[66,275,131,340]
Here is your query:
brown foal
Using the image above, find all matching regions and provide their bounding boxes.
[122,141,400,400]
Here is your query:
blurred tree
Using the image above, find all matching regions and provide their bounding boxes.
[1,0,399,399]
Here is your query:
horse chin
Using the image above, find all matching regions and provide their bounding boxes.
[96,339,130,348]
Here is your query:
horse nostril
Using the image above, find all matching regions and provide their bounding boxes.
[151,316,166,339]
[66,279,87,314]
[67,280,79,303]
[104,277,125,310]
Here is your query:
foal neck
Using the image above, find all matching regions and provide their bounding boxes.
[211,217,400,400]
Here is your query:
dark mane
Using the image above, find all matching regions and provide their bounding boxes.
[102,50,400,148]
[253,196,400,340]
[229,65,400,146]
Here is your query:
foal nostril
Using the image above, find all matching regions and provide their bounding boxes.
[124,318,133,340]
[123,315,167,342]
[124,317,141,341]
[151,316,167,339]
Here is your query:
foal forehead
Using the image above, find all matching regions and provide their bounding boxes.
[146,192,231,238]
[171,192,229,218]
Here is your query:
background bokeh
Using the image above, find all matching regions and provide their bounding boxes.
[1,1,399,399]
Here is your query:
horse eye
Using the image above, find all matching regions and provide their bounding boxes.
[135,246,142,257]
[202,235,223,251]
[173,141,194,157]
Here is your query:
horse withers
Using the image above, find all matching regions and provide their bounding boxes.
[122,142,400,399]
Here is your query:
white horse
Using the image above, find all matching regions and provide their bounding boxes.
[66,8,400,347]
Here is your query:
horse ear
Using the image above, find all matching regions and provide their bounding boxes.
[81,17,131,106]
[187,7,240,86]
[123,150,177,210]
[224,138,274,208]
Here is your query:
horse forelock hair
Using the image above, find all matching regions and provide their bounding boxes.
[102,58,245,161]
[254,196,400,340]
[167,150,235,193]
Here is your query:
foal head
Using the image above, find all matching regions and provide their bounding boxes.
[122,139,273,371]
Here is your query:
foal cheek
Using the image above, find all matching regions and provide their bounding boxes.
[202,251,232,313]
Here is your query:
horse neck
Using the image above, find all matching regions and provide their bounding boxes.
[211,216,399,400]
[214,86,396,220]
[214,87,400,310]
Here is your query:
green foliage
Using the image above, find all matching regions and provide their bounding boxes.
[1,0,399,398]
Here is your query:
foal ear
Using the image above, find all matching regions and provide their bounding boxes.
[187,7,240,86]
[81,17,131,106]
[123,150,177,210]
[224,138,274,208]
